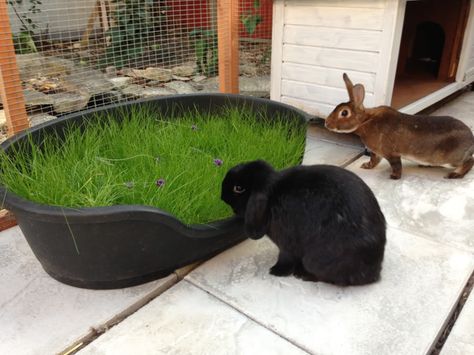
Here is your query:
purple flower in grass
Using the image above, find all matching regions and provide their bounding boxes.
[156,178,166,188]
[213,158,223,167]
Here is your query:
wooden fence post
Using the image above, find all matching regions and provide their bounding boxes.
[217,0,239,94]
[0,0,30,136]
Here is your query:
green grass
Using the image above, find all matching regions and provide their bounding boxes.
[0,105,306,225]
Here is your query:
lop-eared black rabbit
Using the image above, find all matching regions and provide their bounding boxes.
[221,160,386,286]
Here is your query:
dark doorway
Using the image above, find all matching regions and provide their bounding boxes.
[391,0,470,109]
[407,21,445,77]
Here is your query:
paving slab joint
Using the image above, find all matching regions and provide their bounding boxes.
[184,279,312,354]
[430,270,474,355]
[59,274,179,355]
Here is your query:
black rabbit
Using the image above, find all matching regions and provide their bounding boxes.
[221,160,386,286]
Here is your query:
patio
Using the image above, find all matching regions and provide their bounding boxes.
[0,90,473,355]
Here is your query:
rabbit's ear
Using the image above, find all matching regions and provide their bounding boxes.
[244,192,268,239]
[343,73,355,102]
[352,84,365,109]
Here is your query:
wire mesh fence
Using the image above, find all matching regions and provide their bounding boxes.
[0,0,273,141]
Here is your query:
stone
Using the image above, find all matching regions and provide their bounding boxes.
[120,67,134,77]
[104,66,117,77]
[0,226,178,355]
[192,75,207,82]
[16,54,75,81]
[107,76,133,89]
[90,91,122,106]
[28,113,57,127]
[199,76,270,97]
[50,91,91,113]
[128,67,173,82]
[239,76,270,97]
[77,282,306,355]
[140,87,176,98]
[145,80,163,87]
[171,74,191,81]
[164,81,198,95]
[240,63,258,76]
[171,65,195,77]
[440,292,474,355]
[186,228,474,355]
[22,89,55,106]
[199,77,219,93]
[62,70,115,96]
[27,76,61,94]
[121,84,144,97]
[121,84,175,98]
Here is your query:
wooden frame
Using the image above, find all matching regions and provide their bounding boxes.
[217,0,240,93]
[0,0,30,135]
[0,0,31,231]
[374,0,407,106]
[457,0,474,82]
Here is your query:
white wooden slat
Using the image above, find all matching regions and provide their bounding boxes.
[281,96,336,118]
[287,0,385,9]
[373,0,406,105]
[285,6,385,30]
[270,0,285,101]
[281,80,376,107]
[284,25,382,52]
[283,44,379,73]
[281,63,376,92]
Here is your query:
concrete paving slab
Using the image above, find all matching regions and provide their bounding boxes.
[77,281,308,355]
[186,228,474,355]
[307,121,364,148]
[441,292,474,355]
[0,226,178,355]
[345,157,474,252]
[303,125,363,166]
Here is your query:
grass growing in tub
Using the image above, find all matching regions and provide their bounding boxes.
[0,106,306,225]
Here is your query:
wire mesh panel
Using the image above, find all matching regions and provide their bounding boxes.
[0,0,272,138]
[239,0,272,97]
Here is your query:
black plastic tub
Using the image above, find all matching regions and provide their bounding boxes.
[0,94,309,289]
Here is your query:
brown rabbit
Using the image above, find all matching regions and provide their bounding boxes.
[325,73,474,179]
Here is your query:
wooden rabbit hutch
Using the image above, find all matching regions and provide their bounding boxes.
[271,0,474,117]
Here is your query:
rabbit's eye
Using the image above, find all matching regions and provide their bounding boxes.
[233,185,246,194]
[341,109,349,117]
